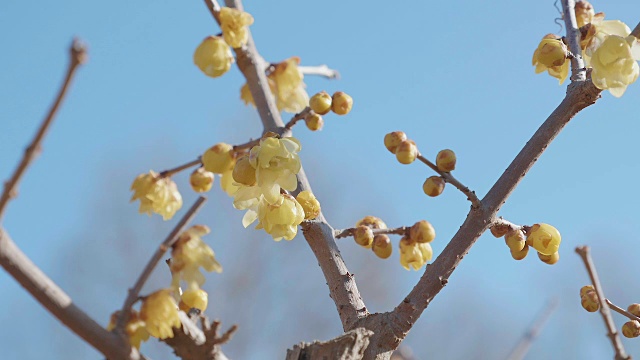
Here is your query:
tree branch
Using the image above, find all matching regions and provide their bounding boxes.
[116,196,207,332]
[298,65,340,80]
[606,299,640,323]
[561,0,586,81]
[416,153,481,209]
[201,0,368,330]
[159,158,202,178]
[505,299,558,360]
[576,246,630,360]
[0,39,87,223]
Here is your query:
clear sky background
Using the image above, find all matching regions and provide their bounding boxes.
[1,0,640,359]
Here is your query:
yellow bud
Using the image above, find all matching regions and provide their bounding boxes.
[232,156,257,186]
[189,168,214,193]
[354,225,374,248]
[331,91,353,115]
[527,223,561,256]
[581,291,600,312]
[622,321,640,338]
[180,288,209,312]
[538,251,560,265]
[535,39,568,68]
[372,234,392,259]
[395,140,417,164]
[436,149,456,172]
[504,230,526,252]
[409,220,436,243]
[580,285,595,298]
[628,304,640,317]
[296,190,321,220]
[305,113,324,131]
[510,244,529,260]
[203,143,235,174]
[193,36,234,78]
[490,224,509,238]
[309,91,332,115]
[423,176,445,197]
[384,131,407,154]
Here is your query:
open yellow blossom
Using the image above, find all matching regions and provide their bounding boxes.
[193,36,234,78]
[130,171,183,220]
[107,311,150,349]
[590,35,639,97]
[240,57,309,113]
[171,225,222,289]
[140,289,181,339]
[399,237,433,271]
[219,7,254,48]
[532,34,569,84]
[248,136,301,204]
[255,194,305,241]
[220,169,240,195]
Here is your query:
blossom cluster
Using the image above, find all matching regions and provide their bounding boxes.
[579,285,640,338]
[490,223,562,264]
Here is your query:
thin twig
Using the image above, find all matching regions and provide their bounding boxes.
[575,246,629,360]
[116,197,207,332]
[505,299,559,360]
[233,138,261,152]
[334,226,409,239]
[158,158,202,178]
[560,0,586,81]
[0,39,87,223]
[298,65,340,80]
[416,153,481,209]
[284,107,312,130]
[631,21,640,38]
[607,299,640,323]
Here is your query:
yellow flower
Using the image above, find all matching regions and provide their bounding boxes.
[590,35,639,97]
[584,19,631,56]
[107,311,150,349]
[189,167,215,193]
[140,289,181,339]
[219,7,254,48]
[574,1,595,28]
[130,171,183,220]
[296,190,321,220]
[170,225,222,289]
[240,57,309,113]
[179,288,209,312]
[220,169,240,195]
[256,194,305,241]
[193,36,234,78]
[202,142,235,174]
[526,223,561,256]
[248,136,301,204]
[399,237,433,271]
[532,34,570,84]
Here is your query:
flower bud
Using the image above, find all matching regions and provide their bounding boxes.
[203,143,235,174]
[490,224,509,238]
[395,140,418,164]
[372,234,392,259]
[423,176,445,197]
[526,223,561,256]
[581,291,600,312]
[622,321,640,338]
[354,225,374,248]
[535,39,568,68]
[232,156,257,186]
[410,220,436,243]
[190,168,215,193]
[331,91,353,115]
[504,230,526,252]
[384,131,407,153]
[193,36,234,78]
[309,91,332,115]
[356,216,387,229]
[180,288,209,312]
[627,304,640,317]
[296,190,321,220]
[305,113,324,131]
[436,149,456,172]
[538,251,559,265]
[510,244,529,260]
[580,285,595,298]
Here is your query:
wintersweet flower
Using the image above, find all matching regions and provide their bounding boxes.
[130,171,183,220]
[248,136,301,204]
[193,36,234,78]
[179,288,209,312]
[526,223,561,256]
[574,1,595,28]
[590,35,639,97]
[107,311,150,349]
[170,225,222,289]
[255,194,305,241]
[532,34,569,84]
[399,237,433,271]
[140,289,181,339]
[219,7,254,48]
[296,190,321,220]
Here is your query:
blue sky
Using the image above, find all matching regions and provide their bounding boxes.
[1,0,640,359]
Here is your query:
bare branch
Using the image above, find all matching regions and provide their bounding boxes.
[0,39,87,223]
[334,226,409,239]
[632,22,640,38]
[284,107,312,130]
[286,328,373,360]
[561,0,586,81]
[606,299,640,323]
[416,153,481,209]
[575,246,629,360]
[298,65,340,80]
[159,158,202,178]
[505,299,558,360]
[116,197,207,332]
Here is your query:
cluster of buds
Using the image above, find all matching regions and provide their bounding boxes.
[579,285,640,338]
[490,223,561,264]
[192,7,253,78]
[302,91,353,131]
[532,0,640,97]
[350,216,436,270]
